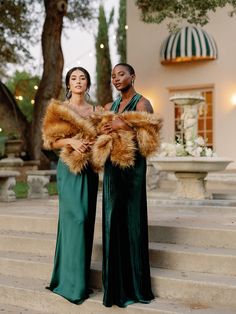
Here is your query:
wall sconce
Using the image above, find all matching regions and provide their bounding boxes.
[231,94,236,106]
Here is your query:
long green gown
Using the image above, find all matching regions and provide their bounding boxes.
[102,93,154,307]
[48,159,98,304]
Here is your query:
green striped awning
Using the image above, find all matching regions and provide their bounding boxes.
[160,26,217,64]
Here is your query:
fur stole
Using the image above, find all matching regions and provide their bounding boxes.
[42,99,162,173]
[42,99,97,174]
[90,111,162,171]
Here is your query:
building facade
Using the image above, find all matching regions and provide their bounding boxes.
[127,2,236,168]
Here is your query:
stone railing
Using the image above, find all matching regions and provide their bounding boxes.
[26,170,57,199]
[0,170,20,202]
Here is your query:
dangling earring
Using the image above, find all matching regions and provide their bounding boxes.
[131,80,134,85]
[85,89,90,101]
[66,87,72,99]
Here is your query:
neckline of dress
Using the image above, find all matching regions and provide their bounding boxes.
[118,93,139,113]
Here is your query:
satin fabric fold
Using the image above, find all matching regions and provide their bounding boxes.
[49,159,98,303]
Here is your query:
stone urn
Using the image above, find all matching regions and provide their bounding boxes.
[5,139,23,158]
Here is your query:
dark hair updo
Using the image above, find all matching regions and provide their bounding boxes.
[65,66,91,99]
[114,63,135,75]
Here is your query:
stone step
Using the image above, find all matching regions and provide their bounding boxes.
[0,231,56,256]
[92,241,236,276]
[1,235,236,281]
[0,303,45,314]
[0,214,57,234]
[1,251,236,309]
[1,212,236,250]
[149,223,236,249]
[0,270,235,312]
[150,243,236,276]
[0,228,236,276]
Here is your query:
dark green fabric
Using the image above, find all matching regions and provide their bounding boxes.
[102,94,154,307]
[49,159,98,304]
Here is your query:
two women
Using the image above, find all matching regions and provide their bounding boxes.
[42,64,161,307]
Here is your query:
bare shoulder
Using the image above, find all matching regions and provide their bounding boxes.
[104,102,113,111]
[136,96,154,113]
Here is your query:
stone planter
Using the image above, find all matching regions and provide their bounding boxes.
[151,156,232,200]
[5,139,23,158]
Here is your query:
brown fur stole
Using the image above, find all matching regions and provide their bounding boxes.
[42,99,162,173]
[42,99,97,174]
[90,111,162,171]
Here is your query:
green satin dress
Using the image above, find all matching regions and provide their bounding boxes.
[48,159,98,304]
[102,94,154,307]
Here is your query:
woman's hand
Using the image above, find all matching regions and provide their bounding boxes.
[101,117,132,134]
[69,138,94,153]
[52,137,94,152]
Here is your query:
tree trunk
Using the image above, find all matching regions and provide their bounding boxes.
[30,0,67,161]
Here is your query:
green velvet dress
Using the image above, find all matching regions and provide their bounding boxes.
[48,159,98,304]
[102,94,154,307]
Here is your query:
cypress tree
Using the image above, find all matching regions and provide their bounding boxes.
[117,0,127,63]
[95,5,113,106]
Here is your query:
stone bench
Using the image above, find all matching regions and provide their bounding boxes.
[0,170,20,202]
[26,170,57,199]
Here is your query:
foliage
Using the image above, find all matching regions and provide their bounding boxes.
[135,0,236,31]
[6,71,40,122]
[0,0,95,78]
[0,0,38,77]
[95,5,113,106]
[65,0,95,26]
[117,0,127,63]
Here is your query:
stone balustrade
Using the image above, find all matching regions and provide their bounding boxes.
[0,170,20,202]
[26,170,56,199]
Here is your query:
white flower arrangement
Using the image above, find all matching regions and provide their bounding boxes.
[159,136,217,158]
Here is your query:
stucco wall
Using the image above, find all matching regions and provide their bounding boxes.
[127,2,236,168]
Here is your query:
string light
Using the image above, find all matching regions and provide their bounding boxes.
[231,94,236,106]
[34,85,38,90]
[31,100,35,104]
[18,96,23,101]
[100,43,104,49]
[125,25,128,30]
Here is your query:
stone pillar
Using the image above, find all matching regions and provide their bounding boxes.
[174,172,211,200]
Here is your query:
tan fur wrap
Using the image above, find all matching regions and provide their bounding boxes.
[90,112,136,170]
[42,99,97,174]
[121,111,162,157]
[42,99,162,172]
[90,111,162,170]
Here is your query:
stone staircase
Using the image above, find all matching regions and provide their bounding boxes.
[0,197,236,313]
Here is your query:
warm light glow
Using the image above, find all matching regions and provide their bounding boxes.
[231,94,236,106]
[0,128,2,132]
[15,96,19,100]
[18,96,23,101]
[125,25,128,30]
[34,85,38,90]
[100,43,104,49]
[31,100,35,104]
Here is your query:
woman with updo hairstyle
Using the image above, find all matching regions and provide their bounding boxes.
[42,66,99,304]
